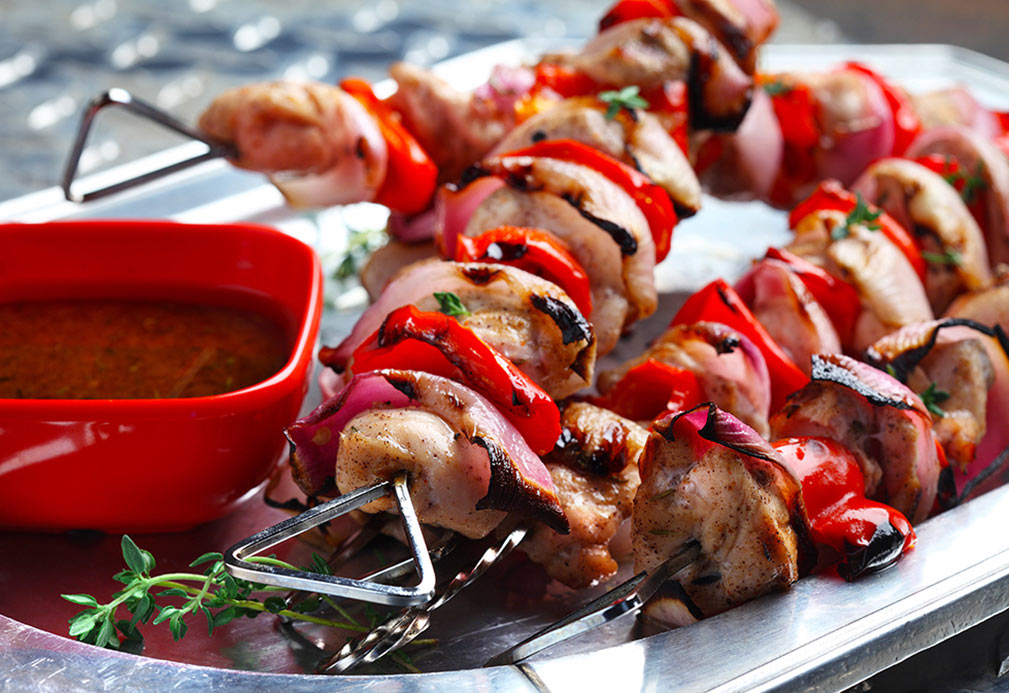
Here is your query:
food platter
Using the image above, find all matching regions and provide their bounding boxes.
[3,40,1009,692]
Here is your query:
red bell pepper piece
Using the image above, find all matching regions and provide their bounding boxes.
[764,247,861,349]
[760,76,821,207]
[773,436,915,580]
[844,62,921,157]
[531,62,599,99]
[789,180,928,285]
[455,226,593,317]
[350,306,561,455]
[596,359,704,422]
[340,79,438,215]
[671,279,808,411]
[598,0,678,32]
[640,80,689,155]
[495,139,679,262]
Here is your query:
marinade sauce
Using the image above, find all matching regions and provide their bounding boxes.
[0,299,290,399]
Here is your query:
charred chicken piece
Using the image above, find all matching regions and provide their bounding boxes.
[463,155,657,355]
[863,320,1004,476]
[788,209,934,352]
[492,98,701,218]
[771,354,942,524]
[907,126,1009,267]
[386,62,517,182]
[198,81,388,207]
[633,403,812,624]
[285,369,569,538]
[853,158,992,314]
[572,17,753,131]
[322,260,596,401]
[522,402,647,589]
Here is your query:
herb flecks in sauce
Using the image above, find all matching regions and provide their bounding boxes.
[0,300,289,399]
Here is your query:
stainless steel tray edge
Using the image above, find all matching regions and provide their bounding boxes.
[3,42,1009,693]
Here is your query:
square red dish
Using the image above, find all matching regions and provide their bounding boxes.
[0,220,322,532]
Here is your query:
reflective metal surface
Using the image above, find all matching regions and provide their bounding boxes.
[3,41,1009,692]
[224,474,437,606]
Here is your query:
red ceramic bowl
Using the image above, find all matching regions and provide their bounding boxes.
[0,220,322,532]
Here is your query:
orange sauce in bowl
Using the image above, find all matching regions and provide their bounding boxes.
[0,299,290,399]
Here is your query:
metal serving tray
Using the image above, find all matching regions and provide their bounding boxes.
[3,41,1009,692]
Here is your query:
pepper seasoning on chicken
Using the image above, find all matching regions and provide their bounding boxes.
[633,403,813,624]
[522,402,648,589]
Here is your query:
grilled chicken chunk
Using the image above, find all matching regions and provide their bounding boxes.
[386,62,515,182]
[339,409,507,539]
[315,369,568,537]
[322,260,596,400]
[633,404,810,621]
[674,0,779,73]
[492,98,701,217]
[198,81,387,207]
[599,321,771,436]
[867,319,997,471]
[572,17,753,131]
[945,271,1009,329]
[789,209,933,352]
[907,126,1009,267]
[523,403,647,589]
[359,240,438,300]
[853,158,992,314]
[736,257,841,375]
[771,354,941,523]
[465,157,657,354]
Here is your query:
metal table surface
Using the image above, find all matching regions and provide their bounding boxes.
[3,3,1009,692]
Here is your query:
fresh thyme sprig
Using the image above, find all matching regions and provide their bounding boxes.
[598,85,649,120]
[434,291,471,317]
[920,382,951,418]
[921,248,963,267]
[762,79,792,96]
[943,160,986,205]
[334,225,387,283]
[831,193,882,240]
[61,536,367,652]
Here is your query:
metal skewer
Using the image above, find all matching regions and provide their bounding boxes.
[224,473,437,607]
[320,525,530,673]
[61,88,235,203]
[485,541,701,667]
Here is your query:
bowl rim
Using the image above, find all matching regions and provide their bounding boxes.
[0,219,323,414]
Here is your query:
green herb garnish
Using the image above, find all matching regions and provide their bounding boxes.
[60,536,428,671]
[434,291,471,317]
[920,382,951,418]
[921,249,963,267]
[943,161,986,205]
[762,79,792,96]
[832,192,882,240]
[333,225,387,282]
[599,85,649,120]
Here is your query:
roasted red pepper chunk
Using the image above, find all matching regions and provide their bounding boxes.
[789,179,928,284]
[340,78,438,215]
[671,279,808,412]
[764,247,862,349]
[773,437,915,581]
[598,0,678,32]
[455,226,593,317]
[844,62,921,157]
[596,359,704,422]
[350,305,561,455]
[495,139,679,262]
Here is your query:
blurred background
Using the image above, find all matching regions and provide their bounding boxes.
[1,0,1007,203]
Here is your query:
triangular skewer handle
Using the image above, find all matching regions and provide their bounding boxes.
[224,474,437,607]
[61,87,235,203]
